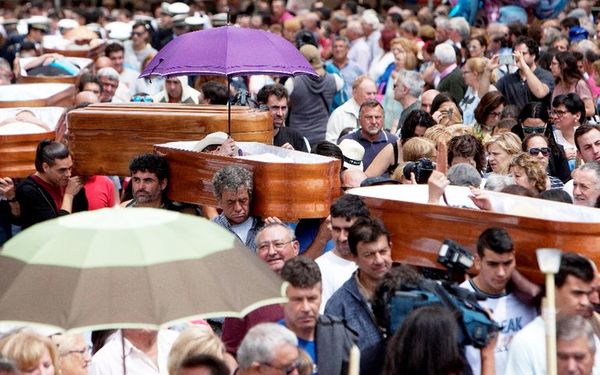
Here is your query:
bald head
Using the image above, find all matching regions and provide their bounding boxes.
[341,169,367,190]
[421,89,439,114]
[75,90,100,105]
[94,56,113,72]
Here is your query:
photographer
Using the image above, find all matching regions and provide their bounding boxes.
[460,228,536,375]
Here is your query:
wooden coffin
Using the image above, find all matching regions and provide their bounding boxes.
[154,141,341,220]
[42,37,106,60]
[0,107,67,177]
[68,104,273,176]
[0,83,75,108]
[17,57,93,85]
[349,185,600,282]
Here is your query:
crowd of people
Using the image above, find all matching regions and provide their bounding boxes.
[1,0,600,374]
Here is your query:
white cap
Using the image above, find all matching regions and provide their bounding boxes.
[338,139,365,170]
[193,132,229,152]
[57,18,79,30]
[168,2,190,16]
[105,21,131,40]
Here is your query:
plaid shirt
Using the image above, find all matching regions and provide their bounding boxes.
[212,213,262,252]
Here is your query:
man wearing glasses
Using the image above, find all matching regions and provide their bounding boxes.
[222,223,298,355]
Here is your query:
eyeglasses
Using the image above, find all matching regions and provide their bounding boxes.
[261,361,299,375]
[528,147,551,157]
[64,346,91,357]
[131,31,146,37]
[551,109,568,117]
[488,111,502,118]
[131,95,153,103]
[257,239,294,252]
[522,124,546,134]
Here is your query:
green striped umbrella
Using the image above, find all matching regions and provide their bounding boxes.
[0,208,286,333]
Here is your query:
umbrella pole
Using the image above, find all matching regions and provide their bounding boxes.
[227,75,231,135]
[121,331,127,375]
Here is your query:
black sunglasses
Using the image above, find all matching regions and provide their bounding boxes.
[522,125,546,135]
[528,147,551,157]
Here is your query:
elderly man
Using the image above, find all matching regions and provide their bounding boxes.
[421,89,440,114]
[325,217,393,375]
[326,76,377,143]
[433,43,466,104]
[361,11,382,68]
[97,67,121,103]
[153,76,200,104]
[571,162,600,207]
[221,223,298,354]
[256,84,308,152]
[346,21,371,73]
[15,140,86,229]
[280,257,356,375]
[448,17,470,48]
[557,315,596,375]
[393,70,425,134]
[211,166,264,252]
[506,252,599,374]
[121,153,173,209]
[236,323,299,375]
[338,99,398,170]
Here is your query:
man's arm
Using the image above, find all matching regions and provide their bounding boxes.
[515,51,549,99]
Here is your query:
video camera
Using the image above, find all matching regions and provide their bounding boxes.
[403,158,435,184]
[384,240,500,348]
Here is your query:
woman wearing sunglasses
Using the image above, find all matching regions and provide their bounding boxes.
[512,102,571,183]
[522,134,565,189]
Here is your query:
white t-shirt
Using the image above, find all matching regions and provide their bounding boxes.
[230,217,253,244]
[315,250,357,314]
[505,315,600,375]
[89,329,179,375]
[460,279,536,375]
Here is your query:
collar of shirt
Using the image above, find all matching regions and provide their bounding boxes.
[438,63,457,81]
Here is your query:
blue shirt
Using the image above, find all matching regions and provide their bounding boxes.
[339,129,399,170]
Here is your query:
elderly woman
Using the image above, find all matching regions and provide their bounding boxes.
[0,331,58,375]
[551,93,586,170]
[473,92,506,142]
[509,153,548,194]
[51,334,91,375]
[485,132,522,174]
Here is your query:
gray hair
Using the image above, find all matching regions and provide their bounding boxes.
[50,334,83,356]
[347,20,364,36]
[256,222,296,243]
[434,43,456,65]
[212,165,253,200]
[399,20,419,37]
[334,35,350,47]
[448,163,482,187]
[579,162,600,187]
[484,173,513,191]
[542,27,562,47]
[97,67,119,81]
[397,70,424,98]
[434,16,450,31]
[237,323,298,370]
[557,315,596,353]
[449,17,470,41]
[361,11,380,28]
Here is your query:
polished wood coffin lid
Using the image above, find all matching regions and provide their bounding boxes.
[0,83,75,108]
[350,185,600,282]
[67,103,273,176]
[154,141,342,220]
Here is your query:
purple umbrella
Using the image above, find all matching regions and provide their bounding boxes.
[140,26,317,78]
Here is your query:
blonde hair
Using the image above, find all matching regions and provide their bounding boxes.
[446,124,474,137]
[509,153,548,193]
[50,334,82,356]
[0,331,59,373]
[402,137,436,162]
[423,125,453,146]
[486,132,522,173]
[167,326,225,375]
[390,37,418,70]
[465,57,487,76]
